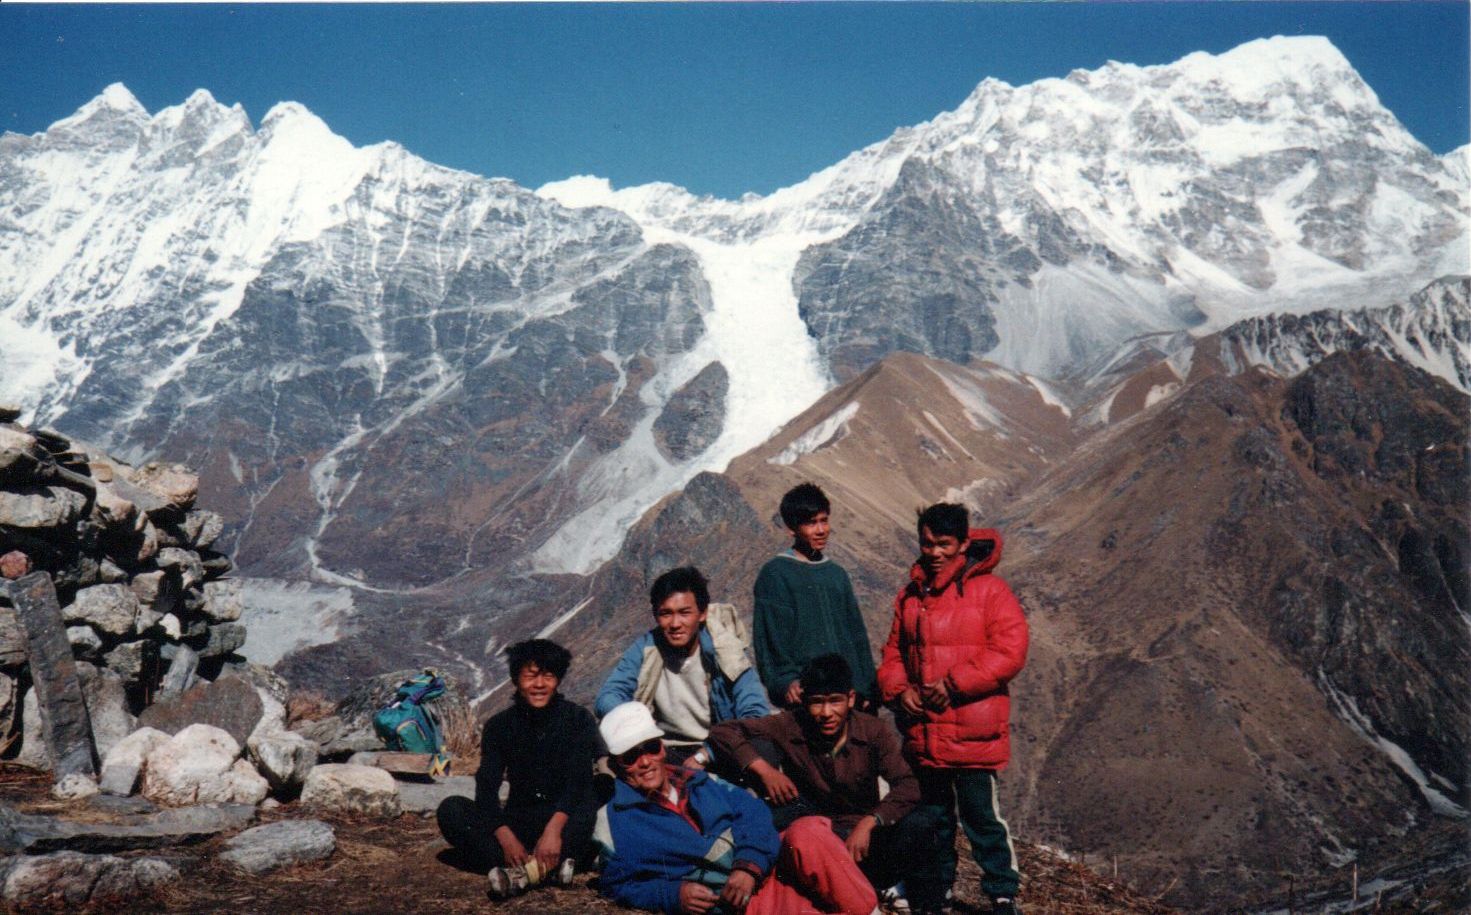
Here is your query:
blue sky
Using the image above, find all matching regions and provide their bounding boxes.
[2,3,1466,199]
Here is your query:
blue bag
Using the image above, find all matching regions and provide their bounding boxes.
[372,671,451,774]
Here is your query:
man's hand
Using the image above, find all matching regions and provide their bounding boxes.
[845,816,877,863]
[495,825,529,868]
[748,759,798,805]
[783,679,803,706]
[721,869,758,912]
[898,686,926,717]
[679,881,720,914]
[921,680,951,712]
[532,827,563,875]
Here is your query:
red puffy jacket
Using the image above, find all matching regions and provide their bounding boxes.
[877,528,1029,769]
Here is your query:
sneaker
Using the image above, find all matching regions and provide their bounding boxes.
[553,857,576,886]
[486,864,531,899]
[881,882,911,912]
[990,897,1023,915]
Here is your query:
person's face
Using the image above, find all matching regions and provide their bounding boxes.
[919,525,965,576]
[802,690,855,739]
[614,738,668,794]
[792,511,831,554]
[655,591,707,653]
[514,662,560,709]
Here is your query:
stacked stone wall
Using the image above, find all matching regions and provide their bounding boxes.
[0,407,244,765]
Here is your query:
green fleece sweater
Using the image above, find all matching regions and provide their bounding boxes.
[752,550,878,704]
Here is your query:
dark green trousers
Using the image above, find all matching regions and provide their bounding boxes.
[912,767,1021,903]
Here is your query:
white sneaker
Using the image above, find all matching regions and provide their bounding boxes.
[881,881,911,912]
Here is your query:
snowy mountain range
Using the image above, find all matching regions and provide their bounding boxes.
[1,35,1466,599]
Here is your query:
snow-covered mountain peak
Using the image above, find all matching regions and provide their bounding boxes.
[75,82,148,121]
[1179,34,1355,81]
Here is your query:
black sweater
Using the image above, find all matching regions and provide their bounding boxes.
[474,693,600,830]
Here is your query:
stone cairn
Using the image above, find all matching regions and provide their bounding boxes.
[0,408,242,772]
[0,407,471,906]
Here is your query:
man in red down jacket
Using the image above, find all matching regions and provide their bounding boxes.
[877,502,1029,915]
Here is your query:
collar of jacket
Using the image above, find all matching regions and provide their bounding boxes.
[790,713,873,750]
[610,765,706,811]
[908,528,1004,597]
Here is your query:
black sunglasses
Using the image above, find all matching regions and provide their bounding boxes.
[615,738,664,766]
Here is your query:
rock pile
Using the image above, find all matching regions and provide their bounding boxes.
[0,417,469,905]
[0,413,243,770]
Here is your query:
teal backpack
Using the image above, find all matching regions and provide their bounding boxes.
[372,671,452,775]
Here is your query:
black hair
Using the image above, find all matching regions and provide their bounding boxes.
[649,566,710,612]
[505,638,572,680]
[917,502,969,541]
[799,654,853,696]
[779,482,831,529]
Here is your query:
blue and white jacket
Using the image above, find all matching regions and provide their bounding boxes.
[593,768,780,914]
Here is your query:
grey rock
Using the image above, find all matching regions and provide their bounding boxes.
[17,687,47,769]
[0,484,87,529]
[0,607,26,666]
[196,621,246,658]
[396,775,476,814]
[0,802,254,853]
[65,625,103,658]
[77,661,135,760]
[0,850,177,906]
[156,547,203,590]
[65,584,140,636]
[300,764,401,818]
[129,570,177,612]
[102,639,157,684]
[7,571,95,777]
[247,728,318,792]
[199,550,233,580]
[219,819,335,874]
[125,462,199,510]
[84,793,158,815]
[200,579,243,622]
[51,773,100,800]
[96,558,128,583]
[652,361,729,461]
[91,482,137,528]
[141,724,266,806]
[0,425,41,475]
[139,675,263,746]
[98,726,170,796]
[157,643,198,699]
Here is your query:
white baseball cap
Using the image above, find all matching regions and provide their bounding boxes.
[600,701,665,756]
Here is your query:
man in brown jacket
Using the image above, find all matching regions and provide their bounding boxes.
[708,654,941,899]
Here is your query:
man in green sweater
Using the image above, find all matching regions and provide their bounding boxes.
[753,483,879,709]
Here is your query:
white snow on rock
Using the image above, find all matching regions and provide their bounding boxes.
[769,402,861,467]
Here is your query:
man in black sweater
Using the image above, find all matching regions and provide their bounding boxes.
[436,638,601,898]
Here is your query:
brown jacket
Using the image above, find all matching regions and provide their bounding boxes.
[707,709,919,830]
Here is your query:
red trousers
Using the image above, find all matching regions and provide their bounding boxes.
[746,816,877,915]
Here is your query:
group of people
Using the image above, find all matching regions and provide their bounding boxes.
[436,484,1030,915]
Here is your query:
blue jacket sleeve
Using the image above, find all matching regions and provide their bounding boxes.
[709,776,780,875]
[598,846,686,914]
[596,636,648,718]
[730,667,771,720]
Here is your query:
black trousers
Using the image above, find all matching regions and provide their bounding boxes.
[436,796,596,873]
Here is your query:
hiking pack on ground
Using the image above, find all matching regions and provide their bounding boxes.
[373,670,452,775]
